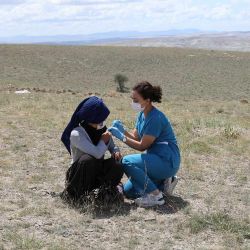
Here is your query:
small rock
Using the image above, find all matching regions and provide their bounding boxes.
[15,90,31,94]
[62,230,71,237]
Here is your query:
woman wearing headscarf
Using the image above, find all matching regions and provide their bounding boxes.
[60,96,124,202]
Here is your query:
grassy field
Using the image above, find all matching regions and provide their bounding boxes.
[0,45,249,249]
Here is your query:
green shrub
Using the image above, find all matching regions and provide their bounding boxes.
[114,73,128,93]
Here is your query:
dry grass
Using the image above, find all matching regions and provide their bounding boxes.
[1,44,250,101]
[0,45,249,249]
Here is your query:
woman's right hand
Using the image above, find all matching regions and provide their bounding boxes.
[112,120,125,133]
[112,151,122,161]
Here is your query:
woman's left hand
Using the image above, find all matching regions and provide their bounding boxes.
[112,151,122,161]
[108,127,124,141]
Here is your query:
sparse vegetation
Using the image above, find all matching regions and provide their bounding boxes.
[0,45,249,249]
[4,231,44,250]
[114,73,129,92]
[186,212,250,236]
[223,126,241,139]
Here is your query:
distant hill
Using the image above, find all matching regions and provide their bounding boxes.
[0,29,201,44]
[100,32,250,52]
[1,30,249,51]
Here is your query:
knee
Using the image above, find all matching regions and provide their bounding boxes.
[121,155,138,174]
[121,155,132,166]
[121,155,130,170]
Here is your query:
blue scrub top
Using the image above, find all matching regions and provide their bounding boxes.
[135,107,180,168]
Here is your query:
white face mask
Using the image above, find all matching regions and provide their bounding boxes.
[97,122,105,130]
[131,101,145,112]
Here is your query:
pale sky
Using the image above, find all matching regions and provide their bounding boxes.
[0,0,249,37]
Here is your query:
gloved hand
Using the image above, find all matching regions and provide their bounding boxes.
[108,127,124,141]
[112,120,125,134]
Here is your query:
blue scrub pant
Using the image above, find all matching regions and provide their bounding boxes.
[122,153,179,199]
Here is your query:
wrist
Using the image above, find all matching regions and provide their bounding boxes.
[122,135,127,143]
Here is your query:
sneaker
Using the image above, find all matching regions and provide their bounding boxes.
[135,192,165,207]
[163,176,179,196]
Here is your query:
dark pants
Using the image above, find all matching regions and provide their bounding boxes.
[62,154,124,201]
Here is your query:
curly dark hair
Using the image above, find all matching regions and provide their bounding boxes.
[132,81,162,103]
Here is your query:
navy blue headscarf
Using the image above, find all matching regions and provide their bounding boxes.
[61,96,110,154]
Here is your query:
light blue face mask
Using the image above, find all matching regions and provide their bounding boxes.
[131,101,145,112]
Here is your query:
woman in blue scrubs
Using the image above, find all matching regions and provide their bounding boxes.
[108,81,180,207]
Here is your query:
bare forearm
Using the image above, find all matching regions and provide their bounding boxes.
[124,137,145,151]
[124,130,139,141]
